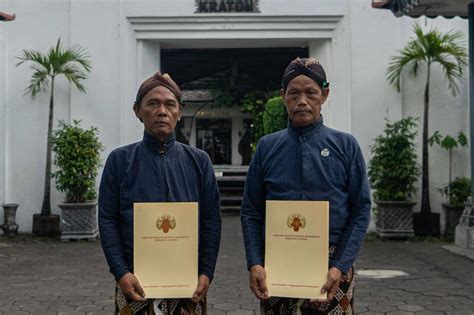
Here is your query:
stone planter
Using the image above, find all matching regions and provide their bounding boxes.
[375,200,416,239]
[58,201,98,241]
[1,203,19,236]
[442,203,465,237]
[455,197,474,249]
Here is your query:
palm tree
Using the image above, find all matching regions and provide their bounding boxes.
[17,38,91,233]
[387,23,467,234]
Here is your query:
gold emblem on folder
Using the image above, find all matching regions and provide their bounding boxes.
[287,214,306,232]
[156,214,176,233]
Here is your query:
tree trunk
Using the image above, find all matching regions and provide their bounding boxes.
[421,65,431,215]
[448,148,452,185]
[40,77,54,216]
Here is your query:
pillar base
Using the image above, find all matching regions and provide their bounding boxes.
[32,214,60,237]
[455,202,474,249]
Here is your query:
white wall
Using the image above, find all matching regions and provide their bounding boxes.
[0,0,7,226]
[400,17,470,232]
[2,0,470,233]
[349,0,469,232]
[4,0,72,231]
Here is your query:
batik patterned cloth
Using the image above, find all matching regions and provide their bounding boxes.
[115,286,207,315]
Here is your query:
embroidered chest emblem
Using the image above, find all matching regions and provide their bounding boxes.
[321,148,330,157]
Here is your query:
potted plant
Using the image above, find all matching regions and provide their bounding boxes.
[368,117,421,238]
[51,120,104,241]
[438,177,471,237]
[387,23,467,236]
[16,38,92,236]
[428,131,469,236]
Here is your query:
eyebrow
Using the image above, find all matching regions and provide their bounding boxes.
[145,97,177,104]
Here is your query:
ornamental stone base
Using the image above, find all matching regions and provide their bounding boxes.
[455,199,474,249]
[375,201,416,239]
[58,201,98,241]
[442,203,465,237]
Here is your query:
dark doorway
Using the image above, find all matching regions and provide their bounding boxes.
[196,119,232,165]
[238,119,253,165]
[161,47,309,90]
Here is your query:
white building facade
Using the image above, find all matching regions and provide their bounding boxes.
[0,0,470,232]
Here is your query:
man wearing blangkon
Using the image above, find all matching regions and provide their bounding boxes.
[99,72,221,314]
[240,57,371,314]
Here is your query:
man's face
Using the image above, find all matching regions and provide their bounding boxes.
[281,75,329,128]
[134,85,182,140]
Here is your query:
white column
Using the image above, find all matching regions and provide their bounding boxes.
[310,21,351,133]
[309,40,333,128]
[137,40,161,83]
[0,23,6,208]
[124,39,162,144]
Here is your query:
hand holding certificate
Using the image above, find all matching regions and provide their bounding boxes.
[265,200,329,299]
[133,202,198,299]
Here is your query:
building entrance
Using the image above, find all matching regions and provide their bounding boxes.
[196,118,232,165]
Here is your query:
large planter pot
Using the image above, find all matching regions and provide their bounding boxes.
[2,203,19,236]
[58,201,98,241]
[443,203,465,237]
[375,200,416,239]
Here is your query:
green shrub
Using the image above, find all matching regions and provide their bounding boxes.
[51,120,104,203]
[438,177,471,206]
[263,96,287,135]
[368,117,421,201]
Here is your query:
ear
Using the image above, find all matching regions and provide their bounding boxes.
[321,88,330,104]
[177,105,183,122]
[133,103,143,122]
[280,88,286,100]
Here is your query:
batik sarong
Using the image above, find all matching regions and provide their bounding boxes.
[115,285,207,315]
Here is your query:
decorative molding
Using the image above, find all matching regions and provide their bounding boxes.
[194,0,260,13]
[127,15,343,39]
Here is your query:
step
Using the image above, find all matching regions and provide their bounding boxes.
[221,206,241,216]
[216,176,246,182]
[221,196,242,207]
[217,181,245,189]
[219,187,245,193]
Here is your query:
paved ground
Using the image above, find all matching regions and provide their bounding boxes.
[0,215,473,315]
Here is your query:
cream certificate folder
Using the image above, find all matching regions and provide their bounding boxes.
[134,202,198,298]
[265,200,329,299]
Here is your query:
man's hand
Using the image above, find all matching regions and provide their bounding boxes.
[310,267,342,304]
[118,272,146,302]
[249,265,269,300]
[192,274,210,303]
[0,12,16,21]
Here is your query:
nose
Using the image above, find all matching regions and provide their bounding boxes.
[296,93,309,107]
[156,104,168,117]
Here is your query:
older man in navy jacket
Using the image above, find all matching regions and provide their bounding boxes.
[241,58,371,314]
[99,72,221,315]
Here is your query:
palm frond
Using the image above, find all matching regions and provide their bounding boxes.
[62,64,87,93]
[17,37,92,99]
[433,55,463,95]
[68,44,92,72]
[387,22,467,96]
[16,49,50,72]
[387,41,426,91]
[25,68,49,99]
